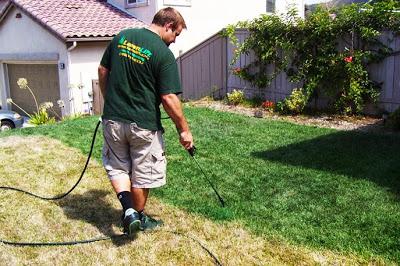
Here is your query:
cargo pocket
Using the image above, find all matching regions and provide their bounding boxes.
[150,151,166,179]
[103,119,121,142]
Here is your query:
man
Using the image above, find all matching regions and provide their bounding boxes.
[98,7,194,235]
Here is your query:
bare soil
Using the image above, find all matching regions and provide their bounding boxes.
[189,99,394,133]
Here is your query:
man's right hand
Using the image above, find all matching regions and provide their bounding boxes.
[179,130,194,150]
[161,93,194,151]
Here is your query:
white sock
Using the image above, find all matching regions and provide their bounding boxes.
[124,208,136,217]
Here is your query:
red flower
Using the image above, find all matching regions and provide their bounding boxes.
[344,56,353,63]
[232,67,241,74]
[262,100,275,111]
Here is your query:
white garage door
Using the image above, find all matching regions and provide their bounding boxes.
[7,64,61,116]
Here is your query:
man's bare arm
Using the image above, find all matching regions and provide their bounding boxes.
[98,65,109,99]
[161,93,194,149]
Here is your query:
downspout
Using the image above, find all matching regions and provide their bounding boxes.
[68,41,78,52]
[67,41,78,115]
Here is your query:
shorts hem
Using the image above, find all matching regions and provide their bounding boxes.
[132,180,166,189]
[107,172,130,181]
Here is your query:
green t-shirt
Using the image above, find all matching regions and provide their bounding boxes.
[100,28,181,130]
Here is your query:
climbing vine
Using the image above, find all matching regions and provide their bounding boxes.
[224,0,400,114]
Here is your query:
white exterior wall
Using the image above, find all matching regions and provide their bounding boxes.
[164,0,304,57]
[0,6,71,114]
[68,42,108,114]
[164,0,269,57]
[108,0,304,57]
[107,0,155,23]
[110,0,304,57]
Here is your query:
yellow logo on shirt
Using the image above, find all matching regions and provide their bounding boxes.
[118,36,153,64]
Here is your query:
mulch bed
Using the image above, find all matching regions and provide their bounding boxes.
[189,99,396,134]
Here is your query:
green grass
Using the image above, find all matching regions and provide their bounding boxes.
[1,106,399,263]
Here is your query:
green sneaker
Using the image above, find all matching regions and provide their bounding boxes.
[122,209,141,235]
[139,214,163,231]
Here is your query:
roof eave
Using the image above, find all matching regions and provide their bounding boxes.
[66,36,114,42]
[0,1,12,24]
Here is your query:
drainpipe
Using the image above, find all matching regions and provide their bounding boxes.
[68,41,77,52]
[67,41,78,115]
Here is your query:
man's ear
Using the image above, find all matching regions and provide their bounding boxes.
[165,22,174,32]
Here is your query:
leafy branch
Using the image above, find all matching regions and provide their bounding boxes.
[225,0,400,114]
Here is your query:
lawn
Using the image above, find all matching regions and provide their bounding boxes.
[1,106,399,264]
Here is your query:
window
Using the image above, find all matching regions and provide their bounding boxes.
[266,0,275,13]
[126,0,149,7]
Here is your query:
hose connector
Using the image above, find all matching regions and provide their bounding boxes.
[188,146,196,157]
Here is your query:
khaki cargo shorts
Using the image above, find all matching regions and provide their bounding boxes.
[102,119,166,188]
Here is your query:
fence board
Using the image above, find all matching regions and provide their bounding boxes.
[390,36,400,112]
[178,29,400,112]
[180,32,226,100]
[383,32,395,101]
[91,79,103,115]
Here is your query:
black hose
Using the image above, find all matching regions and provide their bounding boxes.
[0,230,222,265]
[171,231,223,266]
[0,119,223,265]
[0,234,124,246]
[0,120,102,200]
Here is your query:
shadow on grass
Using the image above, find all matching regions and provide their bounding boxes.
[252,130,400,198]
[58,189,133,246]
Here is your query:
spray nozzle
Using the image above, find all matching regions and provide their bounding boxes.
[188,146,196,157]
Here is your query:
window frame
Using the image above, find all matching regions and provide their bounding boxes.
[126,0,149,8]
[266,0,276,13]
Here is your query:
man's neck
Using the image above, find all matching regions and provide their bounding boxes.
[148,24,162,38]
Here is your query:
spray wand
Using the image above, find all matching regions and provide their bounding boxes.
[187,146,225,207]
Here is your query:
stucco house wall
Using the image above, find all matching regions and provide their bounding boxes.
[0,5,70,114]
[164,0,278,57]
[109,0,305,57]
[0,0,147,117]
[68,42,108,114]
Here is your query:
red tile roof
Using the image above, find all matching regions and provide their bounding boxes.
[5,0,147,40]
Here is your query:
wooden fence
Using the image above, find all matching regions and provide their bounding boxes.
[177,29,400,113]
[177,32,228,100]
[91,79,104,115]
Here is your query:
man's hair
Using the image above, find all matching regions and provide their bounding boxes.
[152,7,187,30]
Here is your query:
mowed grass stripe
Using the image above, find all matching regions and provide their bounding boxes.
[1,106,399,264]
[0,135,365,265]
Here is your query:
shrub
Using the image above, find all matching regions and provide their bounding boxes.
[7,78,60,126]
[225,0,400,115]
[226,89,245,105]
[281,88,309,114]
[387,107,400,130]
[275,101,286,113]
[240,96,264,108]
[29,108,56,125]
